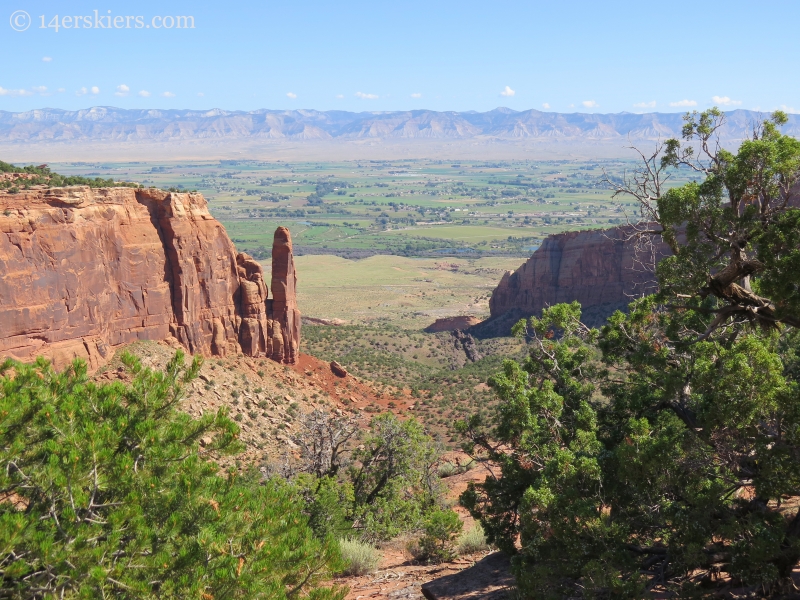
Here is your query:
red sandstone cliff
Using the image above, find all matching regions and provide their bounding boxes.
[487,226,670,329]
[0,186,300,369]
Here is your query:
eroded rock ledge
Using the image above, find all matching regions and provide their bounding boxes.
[0,186,300,370]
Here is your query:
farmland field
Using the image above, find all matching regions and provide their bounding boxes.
[50,157,701,259]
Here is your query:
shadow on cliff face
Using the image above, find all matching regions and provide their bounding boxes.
[467,309,528,339]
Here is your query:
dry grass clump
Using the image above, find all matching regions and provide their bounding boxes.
[338,538,380,576]
[456,523,490,555]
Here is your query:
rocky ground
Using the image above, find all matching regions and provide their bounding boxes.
[95,340,414,468]
[337,463,514,600]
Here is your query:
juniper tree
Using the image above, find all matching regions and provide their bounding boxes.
[0,351,344,599]
[459,110,800,597]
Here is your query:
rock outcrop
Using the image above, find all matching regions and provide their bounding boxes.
[0,186,300,369]
[421,552,513,600]
[450,330,482,362]
[424,315,482,333]
[484,226,670,331]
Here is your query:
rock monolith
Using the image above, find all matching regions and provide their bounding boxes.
[269,226,301,364]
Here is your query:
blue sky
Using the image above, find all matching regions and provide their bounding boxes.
[0,0,797,114]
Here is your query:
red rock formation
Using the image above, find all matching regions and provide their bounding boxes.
[150,188,243,357]
[0,186,300,369]
[269,226,301,364]
[424,315,482,333]
[487,226,670,329]
[236,252,270,358]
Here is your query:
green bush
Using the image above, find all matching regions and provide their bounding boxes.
[338,538,380,576]
[296,473,354,540]
[350,414,445,541]
[416,509,463,563]
[0,351,345,599]
[437,461,458,478]
[0,160,139,189]
[437,459,475,478]
[291,410,448,544]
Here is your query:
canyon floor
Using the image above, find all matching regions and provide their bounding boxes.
[288,254,521,329]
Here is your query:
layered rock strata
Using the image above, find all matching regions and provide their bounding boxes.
[486,226,671,330]
[0,186,300,369]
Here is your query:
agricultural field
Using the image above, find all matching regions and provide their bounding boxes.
[49,157,702,258]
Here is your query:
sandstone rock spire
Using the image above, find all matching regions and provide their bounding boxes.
[269,226,301,364]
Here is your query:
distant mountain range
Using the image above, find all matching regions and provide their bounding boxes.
[0,107,797,143]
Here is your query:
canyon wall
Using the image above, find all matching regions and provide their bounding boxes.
[0,186,300,370]
[486,226,671,331]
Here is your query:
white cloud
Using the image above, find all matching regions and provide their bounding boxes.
[286,92,297,99]
[138,90,151,97]
[500,85,515,97]
[568,103,575,108]
[582,100,598,108]
[32,86,49,96]
[410,93,422,98]
[161,91,175,98]
[355,91,378,99]
[633,100,656,108]
[711,95,741,106]
[0,87,32,97]
[779,104,798,114]
[542,103,550,109]
[335,94,344,99]
[75,87,88,96]
[90,86,100,95]
[57,88,65,93]
[669,99,697,107]
[197,92,204,97]
[114,84,130,97]
[42,56,52,62]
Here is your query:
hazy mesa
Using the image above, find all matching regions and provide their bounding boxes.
[2,106,797,143]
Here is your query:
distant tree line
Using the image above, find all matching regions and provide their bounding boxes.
[0,160,140,192]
